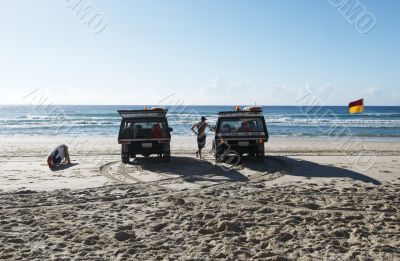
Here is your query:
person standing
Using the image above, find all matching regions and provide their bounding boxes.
[191,116,214,159]
[47,144,71,169]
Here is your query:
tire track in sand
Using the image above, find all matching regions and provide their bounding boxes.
[99,155,289,192]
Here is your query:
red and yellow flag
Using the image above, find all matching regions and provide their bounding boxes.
[348,99,364,114]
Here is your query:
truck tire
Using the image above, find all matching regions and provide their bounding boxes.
[163,152,171,162]
[121,145,130,163]
[214,144,227,163]
[215,152,221,162]
[122,154,129,164]
[215,151,227,163]
[257,144,265,161]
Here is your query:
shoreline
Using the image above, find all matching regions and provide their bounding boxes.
[2,134,400,142]
[2,134,400,143]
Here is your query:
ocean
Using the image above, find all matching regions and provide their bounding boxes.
[1,105,399,140]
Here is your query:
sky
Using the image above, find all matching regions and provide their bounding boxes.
[0,0,399,106]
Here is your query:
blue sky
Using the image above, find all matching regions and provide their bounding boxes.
[0,0,399,105]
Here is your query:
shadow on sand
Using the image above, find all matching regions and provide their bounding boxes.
[226,154,381,185]
[123,154,381,185]
[125,156,248,183]
[271,156,381,185]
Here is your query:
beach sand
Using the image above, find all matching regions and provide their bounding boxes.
[0,136,399,260]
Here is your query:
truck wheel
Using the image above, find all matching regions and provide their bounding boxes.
[130,154,136,158]
[238,152,244,163]
[257,144,265,161]
[121,154,129,164]
[163,152,171,162]
[215,152,223,163]
[256,152,265,161]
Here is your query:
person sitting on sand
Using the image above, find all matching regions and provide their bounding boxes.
[191,116,214,159]
[47,144,71,169]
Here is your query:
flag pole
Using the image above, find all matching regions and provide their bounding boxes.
[348,98,365,151]
[361,99,365,151]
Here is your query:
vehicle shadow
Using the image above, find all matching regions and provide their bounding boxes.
[235,155,286,174]
[52,163,79,172]
[126,156,248,182]
[243,156,381,185]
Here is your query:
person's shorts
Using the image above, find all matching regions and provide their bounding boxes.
[197,135,206,149]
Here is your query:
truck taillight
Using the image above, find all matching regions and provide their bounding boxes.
[258,139,265,144]
[217,139,224,144]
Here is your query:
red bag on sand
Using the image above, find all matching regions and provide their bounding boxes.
[47,156,55,169]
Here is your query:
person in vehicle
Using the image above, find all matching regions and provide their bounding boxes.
[191,116,214,159]
[240,121,252,132]
[151,123,162,138]
[47,144,71,169]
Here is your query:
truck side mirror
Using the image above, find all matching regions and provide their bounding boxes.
[169,127,173,132]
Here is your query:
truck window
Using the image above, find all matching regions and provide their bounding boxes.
[121,121,167,139]
[218,118,264,133]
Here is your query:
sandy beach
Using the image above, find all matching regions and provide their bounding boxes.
[1,136,399,260]
[2,0,400,259]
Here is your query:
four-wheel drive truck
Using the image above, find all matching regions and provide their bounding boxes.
[212,106,269,161]
[118,108,173,163]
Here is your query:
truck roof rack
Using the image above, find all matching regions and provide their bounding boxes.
[118,109,168,119]
[218,106,263,116]
[217,111,262,116]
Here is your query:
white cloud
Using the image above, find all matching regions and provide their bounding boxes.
[186,77,399,106]
[190,78,337,105]
[0,79,397,106]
